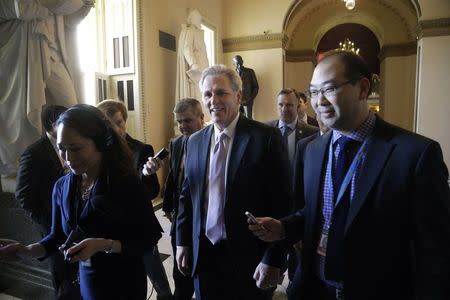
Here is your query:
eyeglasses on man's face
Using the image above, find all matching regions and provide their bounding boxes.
[306,80,355,100]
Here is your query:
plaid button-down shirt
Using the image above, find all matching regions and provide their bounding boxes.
[315,112,376,288]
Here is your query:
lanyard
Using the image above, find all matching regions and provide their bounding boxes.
[327,137,370,208]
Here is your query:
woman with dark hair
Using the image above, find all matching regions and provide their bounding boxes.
[0,104,162,299]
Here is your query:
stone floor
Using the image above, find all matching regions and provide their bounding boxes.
[1,202,289,300]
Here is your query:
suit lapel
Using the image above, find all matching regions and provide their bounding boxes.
[295,121,306,143]
[344,119,395,234]
[227,117,250,197]
[198,126,213,206]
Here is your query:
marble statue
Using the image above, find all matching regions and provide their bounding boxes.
[0,0,93,175]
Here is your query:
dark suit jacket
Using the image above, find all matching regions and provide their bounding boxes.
[163,134,187,236]
[177,116,292,276]
[15,135,65,233]
[292,132,321,211]
[238,66,259,106]
[283,116,450,300]
[40,172,162,299]
[126,134,160,200]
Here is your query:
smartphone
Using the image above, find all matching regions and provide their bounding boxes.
[245,211,258,224]
[154,148,169,160]
[60,229,84,262]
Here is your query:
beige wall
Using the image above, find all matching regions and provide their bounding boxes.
[284,61,316,116]
[416,36,450,168]
[379,55,416,131]
[419,0,450,20]
[224,49,284,123]
[222,0,291,37]
[284,61,314,91]
[138,0,223,184]
[415,0,450,170]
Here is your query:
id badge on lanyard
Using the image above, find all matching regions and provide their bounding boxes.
[316,137,369,257]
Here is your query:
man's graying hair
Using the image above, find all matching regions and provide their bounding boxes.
[173,98,203,116]
[199,64,242,92]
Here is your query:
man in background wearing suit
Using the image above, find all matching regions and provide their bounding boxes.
[176,65,291,299]
[297,92,319,127]
[16,104,80,299]
[250,50,450,300]
[268,88,318,165]
[232,55,259,119]
[97,99,172,300]
[163,98,204,300]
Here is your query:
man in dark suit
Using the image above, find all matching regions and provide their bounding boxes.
[232,55,259,119]
[250,50,450,300]
[163,98,204,300]
[297,92,319,127]
[16,104,81,299]
[268,88,318,165]
[97,100,172,300]
[176,65,291,299]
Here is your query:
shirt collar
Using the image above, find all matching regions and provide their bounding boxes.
[279,117,298,131]
[332,112,376,145]
[213,112,240,141]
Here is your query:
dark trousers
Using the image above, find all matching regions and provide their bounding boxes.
[51,252,81,300]
[297,275,344,300]
[143,246,173,300]
[39,226,81,300]
[170,233,194,300]
[193,235,271,300]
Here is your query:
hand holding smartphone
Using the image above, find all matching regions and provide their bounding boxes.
[245,211,258,224]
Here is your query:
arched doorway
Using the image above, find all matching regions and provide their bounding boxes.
[283,0,418,130]
[316,23,381,112]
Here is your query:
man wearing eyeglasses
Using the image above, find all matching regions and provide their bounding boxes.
[248,50,450,300]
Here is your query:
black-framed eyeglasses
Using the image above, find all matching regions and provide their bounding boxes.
[306,80,355,100]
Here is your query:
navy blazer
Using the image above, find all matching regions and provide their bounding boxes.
[40,172,162,299]
[283,116,450,300]
[176,116,292,276]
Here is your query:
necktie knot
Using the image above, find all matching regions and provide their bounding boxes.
[336,136,352,150]
[214,132,228,153]
[282,125,292,137]
[216,132,227,143]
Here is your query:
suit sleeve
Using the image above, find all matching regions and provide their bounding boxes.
[38,178,67,258]
[261,127,293,267]
[412,141,450,299]
[162,140,175,214]
[176,140,193,247]
[139,144,160,200]
[15,149,51,229]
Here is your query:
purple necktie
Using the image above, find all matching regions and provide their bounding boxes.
[206,132,228,244]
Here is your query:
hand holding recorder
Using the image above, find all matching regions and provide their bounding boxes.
[142,148,169,176]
